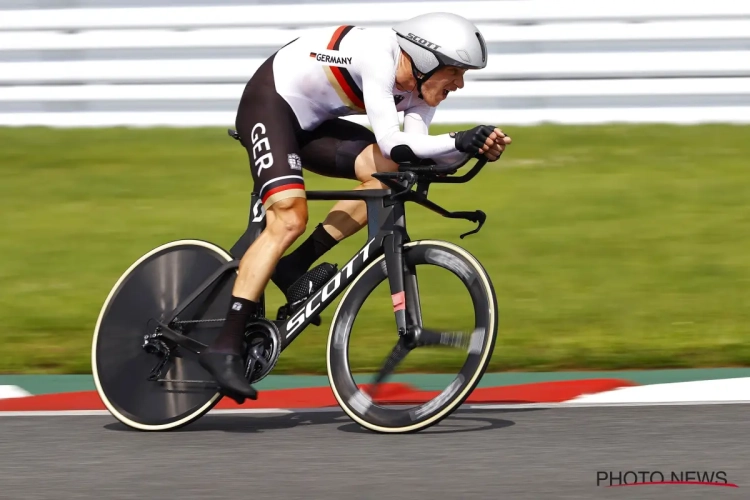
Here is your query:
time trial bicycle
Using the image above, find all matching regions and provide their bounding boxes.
[91,129,499,433]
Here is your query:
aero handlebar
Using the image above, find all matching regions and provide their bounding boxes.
[389,144,491,184]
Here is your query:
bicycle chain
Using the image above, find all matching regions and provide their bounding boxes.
[172,318,224,325]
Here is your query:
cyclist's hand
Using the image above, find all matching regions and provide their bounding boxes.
[452,125,512,161]
[482,128,512,161]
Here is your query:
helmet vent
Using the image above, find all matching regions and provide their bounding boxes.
[476,32,487,63]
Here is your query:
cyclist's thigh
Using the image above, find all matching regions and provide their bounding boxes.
[298,118,377,182]
[235,54,306,210]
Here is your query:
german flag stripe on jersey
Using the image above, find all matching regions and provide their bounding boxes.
[262,183,306,208]
[323,66,365,112]
[259,175,306,208]
[323,25,366,112]
[327,25,353,50]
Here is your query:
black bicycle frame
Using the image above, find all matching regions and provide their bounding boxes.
[156,141,488,354]
[277,189,409,347]
[157,187,409,352]
[156,181,483,355]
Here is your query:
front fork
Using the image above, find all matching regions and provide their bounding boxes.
[370,218,424,393]
[383,208,423,337]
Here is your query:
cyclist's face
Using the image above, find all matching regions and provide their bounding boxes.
[421,66,466,106]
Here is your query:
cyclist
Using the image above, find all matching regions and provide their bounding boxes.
[199,12,512,402]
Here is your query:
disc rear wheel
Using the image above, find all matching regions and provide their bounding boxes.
[92,239,236,431]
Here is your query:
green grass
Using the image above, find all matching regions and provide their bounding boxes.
[1,124,749,374]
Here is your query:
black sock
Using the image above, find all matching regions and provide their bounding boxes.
[211,296,259,354]
[272,224,339,292]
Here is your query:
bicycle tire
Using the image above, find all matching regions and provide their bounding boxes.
[91,239,236,431]
[326,239,498,433]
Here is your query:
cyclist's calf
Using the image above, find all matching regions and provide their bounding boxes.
[265,197,309,248]
[233,197,308,302]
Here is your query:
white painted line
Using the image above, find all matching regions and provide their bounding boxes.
[4,378,750,417]
[566,377,750,404]
[0,410,113,417]
[2,400,750,417]
[0,385,32,400]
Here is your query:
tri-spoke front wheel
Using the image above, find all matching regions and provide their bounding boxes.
[326,240,498,433]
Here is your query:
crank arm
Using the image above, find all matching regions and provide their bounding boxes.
[155,322,208,355]
[154,378,218,387]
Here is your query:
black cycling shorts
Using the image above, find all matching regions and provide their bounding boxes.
[235,53,376,209]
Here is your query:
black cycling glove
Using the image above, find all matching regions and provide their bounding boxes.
[451,125,496,156]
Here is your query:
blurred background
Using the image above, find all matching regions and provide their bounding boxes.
[1,0,748,375]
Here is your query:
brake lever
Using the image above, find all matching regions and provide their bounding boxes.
[446,210,486,239]
[460,210,486,239]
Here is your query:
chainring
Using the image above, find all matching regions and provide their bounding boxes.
[243,318,282,384]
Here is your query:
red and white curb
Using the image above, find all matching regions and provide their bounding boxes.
[2,378,750,416]
[0,385,31,400]
[563,377,750,406]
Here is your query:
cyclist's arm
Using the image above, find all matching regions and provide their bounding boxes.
[361,54,459,160]
[403,103,468,166]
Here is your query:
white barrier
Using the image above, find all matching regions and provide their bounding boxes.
[5,51,749,84]
[3,20,749,51]
[3,0,748,30]
[1,0,749,127]
[5,19,750,51]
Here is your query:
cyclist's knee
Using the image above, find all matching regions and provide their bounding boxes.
[267,197,308,242]
[354,143,398,183]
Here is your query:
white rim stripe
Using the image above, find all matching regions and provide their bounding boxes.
[325,240,497,433]
[90,239,233,431]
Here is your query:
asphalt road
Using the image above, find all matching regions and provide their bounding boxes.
[1,404,748,499]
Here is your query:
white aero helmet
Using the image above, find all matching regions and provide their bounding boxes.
[393,12,487,97]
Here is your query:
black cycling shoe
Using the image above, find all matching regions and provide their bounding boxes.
[286,262,338,305]
[276,263,338,325]
[198,349,258,404]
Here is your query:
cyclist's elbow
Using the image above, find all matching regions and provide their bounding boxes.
[376,135,398,161]
[377,130,414,161]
